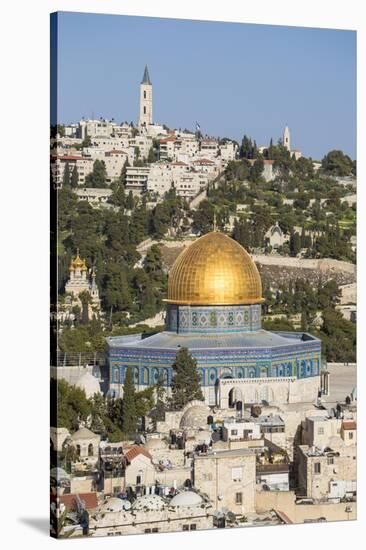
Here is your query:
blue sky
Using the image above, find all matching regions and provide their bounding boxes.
[54,12,356,160]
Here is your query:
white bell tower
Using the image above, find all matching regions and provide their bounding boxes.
[139,65,153,127]
[283,125,291,151]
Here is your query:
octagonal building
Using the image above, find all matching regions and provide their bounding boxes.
[108,231,322,407]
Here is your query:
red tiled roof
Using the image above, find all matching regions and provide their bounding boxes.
[51,492,98,510]
[56,155,85,161]
[123,445,152,463]
[342,421,356,430]
[171,161,188,166]
[160,137,177,143]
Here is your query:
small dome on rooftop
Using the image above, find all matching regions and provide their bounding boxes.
[170,491,203,507]
[100,497,131,513]
[180,402,210,430]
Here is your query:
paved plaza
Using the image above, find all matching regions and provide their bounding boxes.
[323,363,357,406]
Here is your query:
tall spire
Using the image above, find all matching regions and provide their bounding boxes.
[141,65,151,85]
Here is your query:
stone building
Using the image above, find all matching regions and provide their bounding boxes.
[264,223,289,249]
[69,427,101,494]
[194,448,256,515]
[123,445,156,493]
[297,420,357,501]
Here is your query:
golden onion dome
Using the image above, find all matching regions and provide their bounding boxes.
[70,252,88,271]
[166,232,263,306]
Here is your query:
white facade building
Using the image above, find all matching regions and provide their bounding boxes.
[78,118,118,140]
[125,166,150,194]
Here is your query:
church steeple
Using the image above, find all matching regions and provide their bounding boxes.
[141,65,152,85]
[283,125,291,151]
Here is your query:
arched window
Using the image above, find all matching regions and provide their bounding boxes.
[248,367,256,379]
[143,368,149,384]
[301,360,306,377]
[143,106,146,114]
[88,443,93,457]
[134,368,139,381]
[143,90,146,99]
[76,444,81,457]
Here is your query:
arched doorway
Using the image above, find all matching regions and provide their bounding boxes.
[228,387,243,408]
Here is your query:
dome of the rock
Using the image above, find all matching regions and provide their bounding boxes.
[165,232,263,306]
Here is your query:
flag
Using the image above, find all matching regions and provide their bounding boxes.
[195,121,201,132]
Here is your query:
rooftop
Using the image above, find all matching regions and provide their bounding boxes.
[109,329,319,351]
[195,448,254,459]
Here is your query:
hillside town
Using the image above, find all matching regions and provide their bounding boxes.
[51,66,357,538]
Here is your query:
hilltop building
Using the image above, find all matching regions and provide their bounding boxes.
[282,125,302,160]
[139,65,153,127]
[108,232,322,406]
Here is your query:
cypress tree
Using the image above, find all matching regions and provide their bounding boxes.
[119,159,129,186]
[71,165,79,188]
[126,190,135,210]
[121,368,137,435]
[170,347,203,410]
[63,162,71,187]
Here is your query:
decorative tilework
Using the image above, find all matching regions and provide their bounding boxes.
[166,304,262,333]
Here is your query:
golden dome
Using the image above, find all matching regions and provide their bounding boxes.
[70,251,88,271]
[166,232,263,306]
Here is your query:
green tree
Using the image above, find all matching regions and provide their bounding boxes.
[71,165,79,188]
[62,162,71,187]
[155,374,166,422]
[82,135,92,147]
[53,379,92,432]
[85,159,108,188]
[170,347,204,410]
[103,264,132,312]
[109,182,126,208]
[249,158,264,183]
[126,190,135,210]
[289,231,301,256]
[121,368,137,434]
[79,290,92,324]
[321,150,354,176]
[118,159,129,186]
